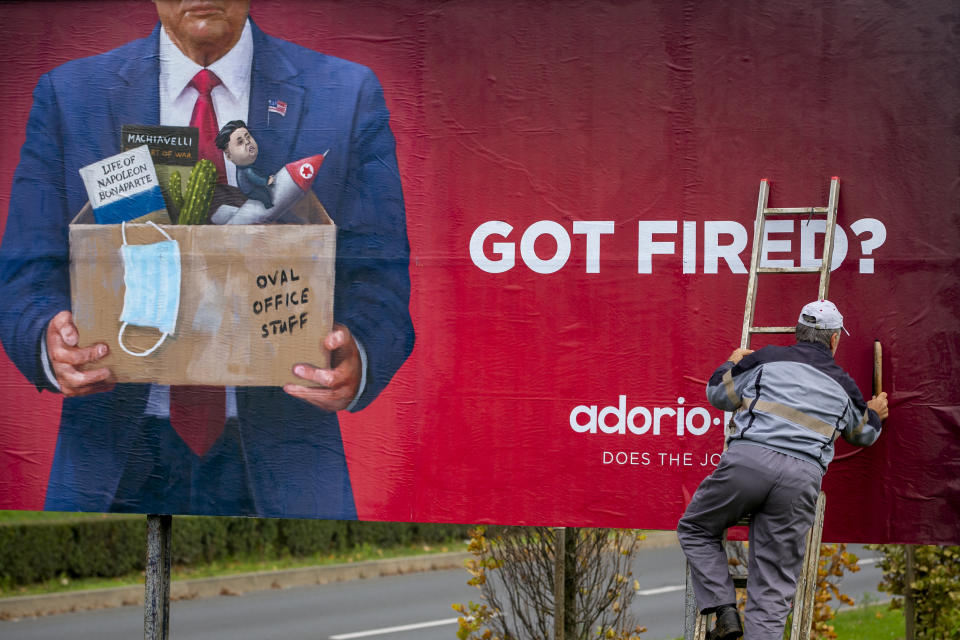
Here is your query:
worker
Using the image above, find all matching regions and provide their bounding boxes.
[677,299,889,640]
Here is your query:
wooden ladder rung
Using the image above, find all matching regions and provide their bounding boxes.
[763,207,829,215]
[756,266,823,274]
[749,326,797,334]
[729,516,751,591]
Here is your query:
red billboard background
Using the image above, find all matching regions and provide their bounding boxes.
[0,1,957,544]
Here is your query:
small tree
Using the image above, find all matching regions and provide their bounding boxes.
[809,543,859,639]
[868,544,960,639]
[453,526,647,640]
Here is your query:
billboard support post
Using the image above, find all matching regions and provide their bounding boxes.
[904,544,916,640]
[553,527,577,640]
[553,527,566,640]
[145,514,172,640]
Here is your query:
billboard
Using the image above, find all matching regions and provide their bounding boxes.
[0,0,957,544]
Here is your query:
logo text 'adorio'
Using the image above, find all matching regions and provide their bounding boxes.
[570,396,731,437]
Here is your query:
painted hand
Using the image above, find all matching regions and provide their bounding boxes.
[284,323,361,411]
[45,310,115,396]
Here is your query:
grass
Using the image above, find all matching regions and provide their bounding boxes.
[0,510,129,523]
[0,539,466,599]
[665,602,905,640]
[832,601,905,639]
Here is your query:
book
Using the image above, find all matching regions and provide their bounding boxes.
[78,145,166,224]
[121,124,200,215]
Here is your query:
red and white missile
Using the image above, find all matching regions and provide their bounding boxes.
[211,152,327,225]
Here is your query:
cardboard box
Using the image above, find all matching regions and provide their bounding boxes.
[69,194,334,386]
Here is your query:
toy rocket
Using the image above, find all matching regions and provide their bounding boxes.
[211,153,326,225]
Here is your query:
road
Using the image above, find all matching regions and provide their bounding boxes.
[0,545,885,640]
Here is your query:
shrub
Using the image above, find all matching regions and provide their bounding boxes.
[869,544,960,639]
[0,516,471,589]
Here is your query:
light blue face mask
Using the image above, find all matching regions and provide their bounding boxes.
[118,221,181,357]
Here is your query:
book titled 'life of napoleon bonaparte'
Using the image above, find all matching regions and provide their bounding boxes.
[78,145,165,224]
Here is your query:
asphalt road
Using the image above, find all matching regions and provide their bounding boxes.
[0,544,885,640]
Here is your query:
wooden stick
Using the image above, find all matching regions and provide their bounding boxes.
[873,340,882,397]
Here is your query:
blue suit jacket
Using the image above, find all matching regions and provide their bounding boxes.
[237,166,274,208]
[0,22,414,518]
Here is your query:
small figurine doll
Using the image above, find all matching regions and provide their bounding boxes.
[210,120,327,225]
[215,120,274,208]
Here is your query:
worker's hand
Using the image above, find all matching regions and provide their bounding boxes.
[267,174,275,186]
[727,348,754,365]
[284,323,361,411]
[45,310,115,397]
[868,391,889,421]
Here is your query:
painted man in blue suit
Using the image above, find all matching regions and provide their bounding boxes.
[0,1,414,518]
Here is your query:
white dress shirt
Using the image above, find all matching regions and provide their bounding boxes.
[143,20,257,418]
[158,20,253,186]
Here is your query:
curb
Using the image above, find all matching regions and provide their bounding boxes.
[0,530,679,620]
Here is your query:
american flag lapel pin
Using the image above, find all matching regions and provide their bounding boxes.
[267,98,287,125]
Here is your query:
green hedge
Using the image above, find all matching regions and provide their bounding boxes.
[0,517,471,589]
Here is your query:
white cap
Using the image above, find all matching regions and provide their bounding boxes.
[798,300,849,335]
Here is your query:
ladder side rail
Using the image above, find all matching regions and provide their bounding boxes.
[740,179,770,350]
[817,178,841,300]
[683,565,709,640]
[687,179,770,639]
[789,491,827,640]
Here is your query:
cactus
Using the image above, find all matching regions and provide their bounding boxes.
[167,170,184,212]
[177,159,217,225]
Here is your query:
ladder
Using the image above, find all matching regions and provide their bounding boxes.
[683,177,841,640]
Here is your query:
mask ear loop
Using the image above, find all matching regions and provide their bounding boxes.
[118,324,169,357]
[117,220,177,357]
[121,220,173,244]
[146,220,174,242]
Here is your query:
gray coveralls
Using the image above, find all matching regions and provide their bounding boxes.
[678,442,821,638]
[678,341,882,639]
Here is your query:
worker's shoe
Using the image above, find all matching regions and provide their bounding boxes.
[707,604,743,640]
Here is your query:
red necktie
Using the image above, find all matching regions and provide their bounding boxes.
[187,69,227,182]
[169,69,226,457]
